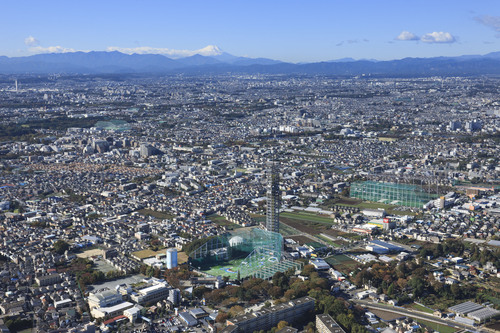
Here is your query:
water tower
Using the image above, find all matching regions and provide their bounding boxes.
[166,248,178,269]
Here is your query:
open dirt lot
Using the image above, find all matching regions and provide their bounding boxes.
[76,248,103,258]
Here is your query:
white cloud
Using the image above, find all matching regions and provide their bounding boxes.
[105,45,223,58]
[475,15,500,32]
[28,46,77,53]
[420,31,456,43]
[24,36,39,46]
[395,31,419,41]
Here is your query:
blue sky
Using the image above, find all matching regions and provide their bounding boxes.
[2,0,500,62]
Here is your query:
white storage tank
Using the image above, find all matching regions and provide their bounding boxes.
[166,248,178,269]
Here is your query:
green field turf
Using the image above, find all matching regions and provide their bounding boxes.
[201,255,280,278]
[280,211,334,225]
[325,254,356,266]
[202,258,245,277]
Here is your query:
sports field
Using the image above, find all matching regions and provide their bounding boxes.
[201,258,245,277]
[200,254,281,278]
[324,254,359,274]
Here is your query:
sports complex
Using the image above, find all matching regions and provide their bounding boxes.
[189,228,302,279]
[350,180,436,208]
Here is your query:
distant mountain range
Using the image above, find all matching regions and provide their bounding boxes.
[2,50,500,76]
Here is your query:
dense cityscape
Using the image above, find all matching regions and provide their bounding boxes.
[0,72,499,333]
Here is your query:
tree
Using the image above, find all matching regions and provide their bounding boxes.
[277,321,289,330]
[387,283,395,297]
[228,305,244,318]
[92,270,105,283]
[451,284,462,299]
[53,240,70,254]
[193,286,209,299]
[269,286,283,299]
[301,264,316,277]
[305,322,315,333]
[284,289,295,300]
[215,311,229,323]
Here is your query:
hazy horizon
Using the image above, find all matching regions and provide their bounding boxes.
[2,0,500,63]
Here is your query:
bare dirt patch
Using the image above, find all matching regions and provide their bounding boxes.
[76,249,103,258]
[369,309,406,321]
[280,219,323,235]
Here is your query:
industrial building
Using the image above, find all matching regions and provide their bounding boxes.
[309,258,331,271]
[365,240,405,254]
[179,311,198,327]
[449,301,500,323]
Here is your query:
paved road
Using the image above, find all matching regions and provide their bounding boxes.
[353,299,477,331]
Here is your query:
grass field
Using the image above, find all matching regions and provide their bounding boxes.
[325,254,356,265]
[324,254,358,274]
[407,303,434,314]
[201,258,245,277]
[413,318,458,333]
[207,214,242,229]
[483,294,500,305]
[200,256,278,278]
[137,208,175,220]
[280,211,334,225]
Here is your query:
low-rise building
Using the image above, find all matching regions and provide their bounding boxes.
[35,273,62,286]
[131,283,169,305]
[226,296,314,333]
[88,290,123,310]
[316,314,346,333]
[91,301,134,319]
